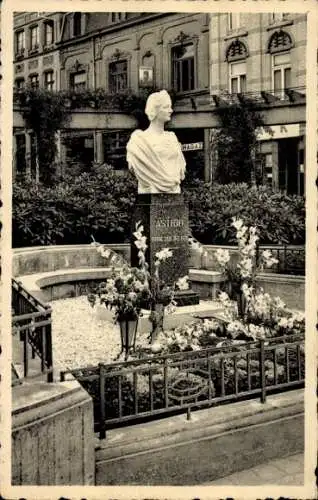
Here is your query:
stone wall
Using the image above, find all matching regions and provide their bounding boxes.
[13,244,305,310]
[12,379,95,485]
[95,389,304,485]
[13,244,129,277]
[256,273,305,310]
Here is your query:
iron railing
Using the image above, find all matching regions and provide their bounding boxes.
[173,86,306,109]
[256,244,305,275]
[12,278,53,383]
[60,332,304,439]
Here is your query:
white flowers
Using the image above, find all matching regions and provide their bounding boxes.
[238,257,253,278]
[246,323,266,340]
[215,248,230,268]
[176,276,189,291]
[241,283,253,299]
[278,317,289,328]
[135,235,147,252]
[278,312,305,330]
[155,248,173,263]
[189,236,204,254]
[133,221,148,256]
[97,246,111,259]
[133,221,144,241]
[165,299,177,315]
[232,218,244,231]
[227,320,245,338]
[261,249,279,268]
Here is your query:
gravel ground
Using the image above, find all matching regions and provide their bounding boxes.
[50,296,149,370]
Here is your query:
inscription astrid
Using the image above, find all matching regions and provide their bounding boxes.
[155,218,184,228]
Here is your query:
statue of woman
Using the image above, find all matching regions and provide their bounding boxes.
[126,90,186,193]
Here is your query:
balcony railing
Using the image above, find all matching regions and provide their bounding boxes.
[12,278,53,384]
[174,86,306,110]
[61,332,304,439]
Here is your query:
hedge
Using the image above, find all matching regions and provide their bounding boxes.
[12,167,305,247]
[184,180,305,245]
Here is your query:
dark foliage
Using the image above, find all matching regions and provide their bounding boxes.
[212,101,270,184]
[12,164,137,246]
[12,168,305,247]
[184,181,305,244]
[16,88,71,185]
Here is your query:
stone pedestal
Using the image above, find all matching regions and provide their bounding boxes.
[131,194,199,306]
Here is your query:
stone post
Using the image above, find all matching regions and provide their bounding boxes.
[94,131,104,164]
[25,131,32,180]
[12,134,17,181]
[204,128,211,182]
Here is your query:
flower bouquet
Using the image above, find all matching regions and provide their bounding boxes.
[88,221,189,345]
[214,218,278,317]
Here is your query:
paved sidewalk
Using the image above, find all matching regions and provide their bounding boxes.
[203,453,304,485]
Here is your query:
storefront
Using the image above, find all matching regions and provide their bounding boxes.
[174,128,207,183]
[257,123,305,195]
[62,131,95,171]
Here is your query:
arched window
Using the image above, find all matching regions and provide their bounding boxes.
[226,39,248,62]
[268,30,293,54]
[226,40,248,94]
[268,31,293,97]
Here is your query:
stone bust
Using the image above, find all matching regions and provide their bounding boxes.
[126,90,186,194]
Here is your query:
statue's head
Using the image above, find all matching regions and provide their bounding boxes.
[145,90,172,122]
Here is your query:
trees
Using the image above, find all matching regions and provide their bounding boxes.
[212,100,270,185]
[16,88,70,185]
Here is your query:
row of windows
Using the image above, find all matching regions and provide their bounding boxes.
[229,52,291,95]
[69,31,293,95]
[16,21,54,55]
[14,12,146,57]
[15,71,54,91]
[14,49,293,97]
[227,12,290,31]
[14,12,291,57]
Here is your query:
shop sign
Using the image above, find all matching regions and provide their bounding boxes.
[257,124,300,141]
[181,142,203,151]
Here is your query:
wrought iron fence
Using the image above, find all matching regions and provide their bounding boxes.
[256,244,305,275]
[12,278,53,383]
[60,333,304,439]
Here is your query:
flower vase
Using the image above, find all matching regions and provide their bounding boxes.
[150,303,165,344]
[236,290,246,318]
[118,316,138,359]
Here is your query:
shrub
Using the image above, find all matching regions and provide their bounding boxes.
[184,181,305,244]
[13,169,305,247]
[12,164,137,247]
[212,102,267,184]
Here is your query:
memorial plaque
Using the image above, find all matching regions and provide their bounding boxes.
[131,194,189,286]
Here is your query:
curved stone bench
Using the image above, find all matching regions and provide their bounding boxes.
[13,244,304,310]
[16,267,225,332]
[17,265,224,300]
[17,267,119,303]
[13,244,129,277]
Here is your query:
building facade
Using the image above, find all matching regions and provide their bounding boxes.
[57,12,210,176]
[13,12,63,179]
[12,11,306,194]
[210,12,306,194]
